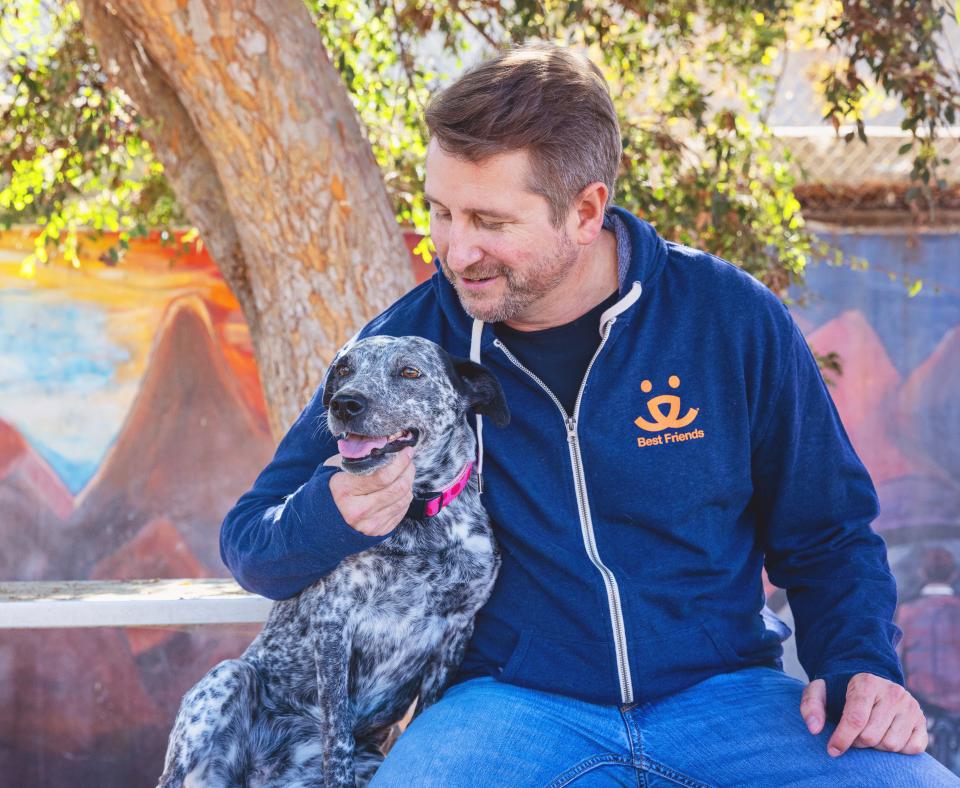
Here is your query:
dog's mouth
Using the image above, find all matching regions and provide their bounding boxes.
[337,429,419,465]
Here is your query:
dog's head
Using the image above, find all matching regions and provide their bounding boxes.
[322,335,509,480]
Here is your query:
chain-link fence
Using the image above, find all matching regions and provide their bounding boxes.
[763,37,960,223]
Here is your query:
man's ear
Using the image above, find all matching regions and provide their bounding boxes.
[450,358,510,427]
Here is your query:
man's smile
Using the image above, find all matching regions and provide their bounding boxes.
[458,274,502,291]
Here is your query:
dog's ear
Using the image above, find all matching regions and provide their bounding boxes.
[449,357,510,427]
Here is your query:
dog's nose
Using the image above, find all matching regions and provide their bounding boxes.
[330,392,367,421]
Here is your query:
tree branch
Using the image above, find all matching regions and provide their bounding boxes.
[77,0,258,333]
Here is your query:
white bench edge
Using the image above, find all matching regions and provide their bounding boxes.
[0,579,274,629]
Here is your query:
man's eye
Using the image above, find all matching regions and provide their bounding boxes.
[479,219,504,230]
[400,366,422,379]
[336,365,351,377]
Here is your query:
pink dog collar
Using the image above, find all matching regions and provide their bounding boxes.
[406,461,474,519]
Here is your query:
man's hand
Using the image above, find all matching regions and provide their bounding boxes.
[801,673,928,757]
[329,447,416,536]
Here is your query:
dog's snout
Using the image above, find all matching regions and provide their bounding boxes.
[330,392,367,421]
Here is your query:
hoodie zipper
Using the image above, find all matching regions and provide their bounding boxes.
[493,321,634,704]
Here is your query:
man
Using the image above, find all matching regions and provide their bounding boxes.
[896,546,960,772]
[897,548,960,711]
[221,44,958,784]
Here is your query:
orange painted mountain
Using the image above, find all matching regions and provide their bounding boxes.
[0,627,167,786]
[808,310,926,486]
[57,296,275,579]
[0,419,73,580]
[896,324,960,486]
[90,517,212,655]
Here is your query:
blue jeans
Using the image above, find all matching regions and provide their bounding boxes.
[370,667,959,787]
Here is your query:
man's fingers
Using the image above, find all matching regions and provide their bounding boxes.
[381,496,415,534]
[828,686,876,756]
[331,448,413,501]
[902,723,929,756]
[846,682,925,754]
[363,479,415,535]
[821,675,928,757]
[374,465,416,513]
[330,448,416,534]
[353,448,415,492]
[356,465,414,516]
[800,679,827,735]
[871,712,915,752]
[850,699,897,750]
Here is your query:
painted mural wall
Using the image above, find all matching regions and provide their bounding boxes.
[0,230,273,582]
[0,230,274,785]
[0,228,429,785]
[0,225,957,783]
[786,229,960,773]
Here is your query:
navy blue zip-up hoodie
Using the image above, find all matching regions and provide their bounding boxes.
[221,207,903,719]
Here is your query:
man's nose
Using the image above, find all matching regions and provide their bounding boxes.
[445,222,484,270]
[329,392,367,421]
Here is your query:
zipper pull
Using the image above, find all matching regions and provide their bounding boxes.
[566,417,577,438]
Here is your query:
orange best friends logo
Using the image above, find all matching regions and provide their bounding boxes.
[634,375,705,448]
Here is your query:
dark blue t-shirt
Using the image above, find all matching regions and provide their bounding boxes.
[493,289,620,415]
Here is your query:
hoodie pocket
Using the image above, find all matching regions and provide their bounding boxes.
[630,619,741,684]
[699,620,741,667]
[500,630,534,681]
[499,629,620,704]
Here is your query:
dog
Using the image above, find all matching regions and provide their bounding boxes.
[158,335,509,787]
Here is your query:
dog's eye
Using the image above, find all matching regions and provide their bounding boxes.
[336,364,351,378]
[400,366,422,379]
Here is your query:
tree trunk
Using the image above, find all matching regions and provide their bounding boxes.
[77,0,415,439]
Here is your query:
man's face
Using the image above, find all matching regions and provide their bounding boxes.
[424,140,580,324]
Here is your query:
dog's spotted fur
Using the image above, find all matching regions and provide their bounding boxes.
[158,336,509,787]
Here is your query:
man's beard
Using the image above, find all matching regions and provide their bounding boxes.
[440,231,580,323]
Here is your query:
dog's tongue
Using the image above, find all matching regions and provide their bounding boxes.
[338,434,390,459]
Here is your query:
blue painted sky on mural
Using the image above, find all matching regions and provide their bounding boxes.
[0,289,137,493]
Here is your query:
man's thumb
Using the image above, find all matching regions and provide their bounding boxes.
[801,678,827,735]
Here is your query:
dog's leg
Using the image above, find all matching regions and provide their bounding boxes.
[157,658,259,788]
[353,732,389,788]
[314,621,356,788]
[412,621,474,720]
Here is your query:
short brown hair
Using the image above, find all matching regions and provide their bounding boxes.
[425,43,622,227]
[922,547,958,584]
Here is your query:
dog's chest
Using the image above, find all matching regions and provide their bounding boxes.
[347,546,493,650]
[342,547,492,721]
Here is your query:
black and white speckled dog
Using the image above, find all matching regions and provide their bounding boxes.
[158,335,509,788]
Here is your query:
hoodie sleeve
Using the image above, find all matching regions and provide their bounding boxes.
[751,313,903,721]
[219,384,389,600]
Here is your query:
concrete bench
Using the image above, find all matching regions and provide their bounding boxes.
[0,578,273,629]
